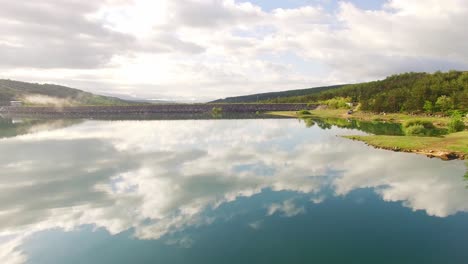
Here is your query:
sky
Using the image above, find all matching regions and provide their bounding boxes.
[0,0,467,101]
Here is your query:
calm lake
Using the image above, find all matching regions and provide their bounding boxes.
[0,117,467,264]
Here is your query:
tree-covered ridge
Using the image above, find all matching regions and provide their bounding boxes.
[264,71,468,113]
[0,79,132,106]
[211,84,346,103]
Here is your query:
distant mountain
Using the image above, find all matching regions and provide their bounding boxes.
[128,99,177,104]
[210,85,347,103]
[0,79,133,106]
[102,94,177,104]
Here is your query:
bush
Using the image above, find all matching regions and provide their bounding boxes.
[404,124,428,136]
[297,110,311,115]
[320,97,352,109]
[449,119,465,133]
[212,107,223,116]
[448,111,465,133]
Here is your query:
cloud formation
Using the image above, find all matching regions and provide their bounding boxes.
[268,199,306,217]
[0,0,467,100]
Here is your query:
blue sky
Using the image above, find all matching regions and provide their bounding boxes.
[243,0,387,11]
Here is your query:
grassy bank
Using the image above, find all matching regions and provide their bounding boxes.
[268,109,452,127]
[345,131,468,160]
[269,109,467,160]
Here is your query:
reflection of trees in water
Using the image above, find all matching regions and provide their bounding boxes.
[306,117,405,135]
[303,118,315,128]
[0,117,82,138]
[316,121,332,130]
[303,117,468,187]
[465,162,468,187]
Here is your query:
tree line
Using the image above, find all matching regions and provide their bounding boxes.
[263,71,468,113]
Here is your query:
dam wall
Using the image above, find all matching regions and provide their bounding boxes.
[0,104,315,116]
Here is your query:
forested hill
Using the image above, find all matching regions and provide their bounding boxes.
[0,79,132,106]
[262,71,468,113]
[211,84,346,103]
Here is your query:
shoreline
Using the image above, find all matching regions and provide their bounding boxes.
[268,109,467,161]
[267,109,453,127]
[344,135,467,160]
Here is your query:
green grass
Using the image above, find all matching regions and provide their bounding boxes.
[344,131,468,157]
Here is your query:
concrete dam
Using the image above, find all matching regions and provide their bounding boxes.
[0,103,315,117]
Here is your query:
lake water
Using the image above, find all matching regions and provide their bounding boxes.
[0,117,467,264]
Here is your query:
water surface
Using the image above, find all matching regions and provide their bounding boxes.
[0,117,466,264]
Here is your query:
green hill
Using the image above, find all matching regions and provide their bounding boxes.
[211,84,346,103]
[261,71,468,113]
[0,79,132,106]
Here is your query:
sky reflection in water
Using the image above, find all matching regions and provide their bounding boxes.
[0,118,466,263]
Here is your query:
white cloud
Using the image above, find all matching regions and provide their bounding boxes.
[0,0,467,99]
[248,220,263,230]
[268,199,306,217]
[0,236,26,264]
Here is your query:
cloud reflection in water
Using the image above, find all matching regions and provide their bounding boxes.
[0,119,466,263]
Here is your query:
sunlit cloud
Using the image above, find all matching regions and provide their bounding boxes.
[0,0,466,100]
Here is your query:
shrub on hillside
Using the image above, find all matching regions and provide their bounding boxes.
[423,100,434,114]
[448,111,465,133]
[320,97,352,109]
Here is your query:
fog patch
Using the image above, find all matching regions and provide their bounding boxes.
[21,94,77,107]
